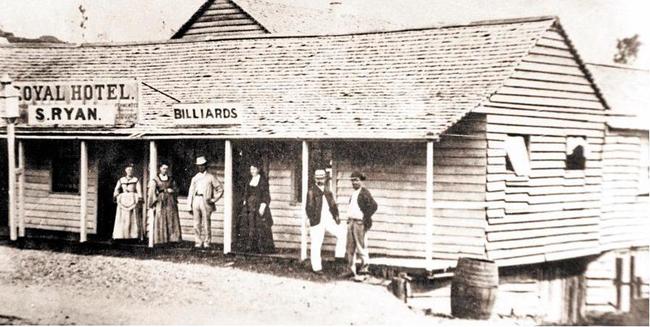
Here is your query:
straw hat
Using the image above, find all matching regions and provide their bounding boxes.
[195,156,207,165]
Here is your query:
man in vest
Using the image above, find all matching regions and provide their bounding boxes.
[305,169,346,275]
[344,171,377,279]
[188,156,223,248]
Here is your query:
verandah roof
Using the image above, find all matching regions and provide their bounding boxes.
[0,17,556,139]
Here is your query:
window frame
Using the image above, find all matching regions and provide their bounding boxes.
[565,135,588,171]
[504,134,531,177]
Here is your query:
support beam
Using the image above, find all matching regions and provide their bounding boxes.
[300,141,309,261]
[223,140,233,254]
[17,140,25,237]
[148,141,157,248]
[425,140,434,271]
[7,122,16,241]
[79,141,88,243]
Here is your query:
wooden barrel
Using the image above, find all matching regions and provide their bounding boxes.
[450,257,499,319]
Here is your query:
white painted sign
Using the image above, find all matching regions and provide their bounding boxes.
[28,105,117,126]
[172,103,242,126]
[13,80,138,127]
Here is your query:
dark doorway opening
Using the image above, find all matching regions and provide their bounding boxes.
[231,141,271,251]
[95,141,145,241]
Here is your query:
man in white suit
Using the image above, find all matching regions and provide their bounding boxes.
[188,156,223,248]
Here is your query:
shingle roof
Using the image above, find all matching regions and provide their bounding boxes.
[0,17,556,139]
[586,63,650,130]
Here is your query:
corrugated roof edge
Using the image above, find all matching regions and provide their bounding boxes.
[0,15,557,49]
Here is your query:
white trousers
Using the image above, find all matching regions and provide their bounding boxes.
[192,197,211,245]
[309,215,346,272]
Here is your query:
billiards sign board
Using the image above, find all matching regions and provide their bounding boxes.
[13,80,138,127]
[172,102,243,126]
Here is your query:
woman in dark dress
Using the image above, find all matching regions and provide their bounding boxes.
[240,163,275,253]
[147,163,182,244]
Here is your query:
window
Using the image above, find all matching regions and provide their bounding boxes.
[52,142,80,193]
[566,136,587,170]
[505,135,530,177]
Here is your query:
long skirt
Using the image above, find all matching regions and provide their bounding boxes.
[113,193,140,239]
[151,194,182,244]
[237,195,275,253]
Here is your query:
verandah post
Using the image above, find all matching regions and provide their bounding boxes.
[17,140,25,237]
[80,140,88,242]
[7,123,16,240]
[223,140,233,254]
[148,140,157,248]
[425,140,434,271]
[300,140,309,261]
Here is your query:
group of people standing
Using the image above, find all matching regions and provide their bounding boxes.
[110,155,274,251]
[306,169,377,279]
[109,155,378,279]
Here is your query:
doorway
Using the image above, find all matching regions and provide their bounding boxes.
[95,141,145,240]
[231,141,271,251]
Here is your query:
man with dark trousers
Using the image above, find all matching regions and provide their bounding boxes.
[344,171,377,280]
[305,169,346,274]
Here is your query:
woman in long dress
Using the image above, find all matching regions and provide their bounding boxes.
[147,163,182,244]
[112,163,143,239]
[240,163,276,253]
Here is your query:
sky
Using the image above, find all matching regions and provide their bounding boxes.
[0,0,649,69]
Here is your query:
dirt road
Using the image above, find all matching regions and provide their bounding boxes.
[1,245,434,325]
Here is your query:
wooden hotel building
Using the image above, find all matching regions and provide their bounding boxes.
[1,2,648,322]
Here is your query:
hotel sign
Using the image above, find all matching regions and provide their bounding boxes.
[13,80,138,127]
[172,103,243,126]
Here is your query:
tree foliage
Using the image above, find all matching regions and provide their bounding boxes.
[614,34,642,64]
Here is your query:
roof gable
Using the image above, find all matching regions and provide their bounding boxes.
[172,0,268,39]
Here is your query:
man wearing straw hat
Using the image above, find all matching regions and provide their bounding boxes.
[305,169,346,275]
[188,156,223,248]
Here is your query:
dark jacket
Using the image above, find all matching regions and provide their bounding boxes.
[306,184,339,227]
[243,174,273,225]
[353,187,378,230]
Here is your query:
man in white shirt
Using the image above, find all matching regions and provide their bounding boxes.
[344,171,377,279]
[305,169,346,274]
[187,156,223,248]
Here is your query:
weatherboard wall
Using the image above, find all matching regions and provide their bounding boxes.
[475,26,608,267]
[18,141,97,234]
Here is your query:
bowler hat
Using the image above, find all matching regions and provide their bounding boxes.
[195,156,207,165]
[350,171,366,181]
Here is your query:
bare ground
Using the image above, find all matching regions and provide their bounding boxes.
[0,245,427,325]
[0,241,538,326]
